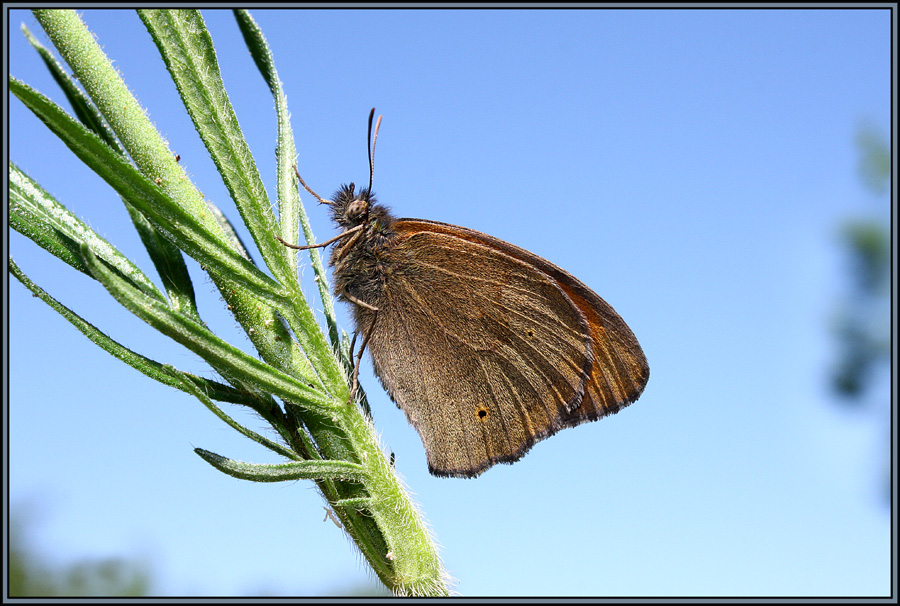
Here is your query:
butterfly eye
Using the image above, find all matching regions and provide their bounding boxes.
[347,198,367,221]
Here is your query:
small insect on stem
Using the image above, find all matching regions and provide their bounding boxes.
[323,507,343,530]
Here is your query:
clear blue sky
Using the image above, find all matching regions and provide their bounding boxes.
[8,8,892,597]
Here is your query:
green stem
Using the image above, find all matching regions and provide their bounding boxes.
[14,9,450,596]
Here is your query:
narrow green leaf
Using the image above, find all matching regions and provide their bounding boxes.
[126,203,203,321]
[166,366,297,460]
[29,9,308,373]
[22,23,202,321]
[9,162,166,304]
[206,200,255,264]
[194,449,368,482]
[9,257,261,409]
[31,10,215,231]
[78,241,336,413]
[20,23,119,151]
[10,77,287,307]
[138,9,292,285]
[20,13,336,399]
[231,9,298,265]
[133,10,344,394]
[234,8,341,351]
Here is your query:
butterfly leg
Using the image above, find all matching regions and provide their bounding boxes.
[348,309,379,405]
[293,165,331,205]
[275,224,364,251]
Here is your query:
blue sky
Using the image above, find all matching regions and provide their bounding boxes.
[7,8,892,597]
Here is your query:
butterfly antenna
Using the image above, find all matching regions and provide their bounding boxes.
[366,108,382,196]
[294,165,331,206]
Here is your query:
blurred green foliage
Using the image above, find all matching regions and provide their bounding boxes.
[831,125,890,400]
[830,124,891,505]
[8,504,391,596]
[856,126,892,196]
[9,509,152,597]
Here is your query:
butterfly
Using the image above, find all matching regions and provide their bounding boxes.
[281,110,649,478]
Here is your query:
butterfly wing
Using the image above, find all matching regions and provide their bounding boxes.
[399,220,650,422]
[357,219,647,478]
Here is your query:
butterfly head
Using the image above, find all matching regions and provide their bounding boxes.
[329,182,375,228]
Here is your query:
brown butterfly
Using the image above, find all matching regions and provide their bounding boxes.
[281,110,649,478]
